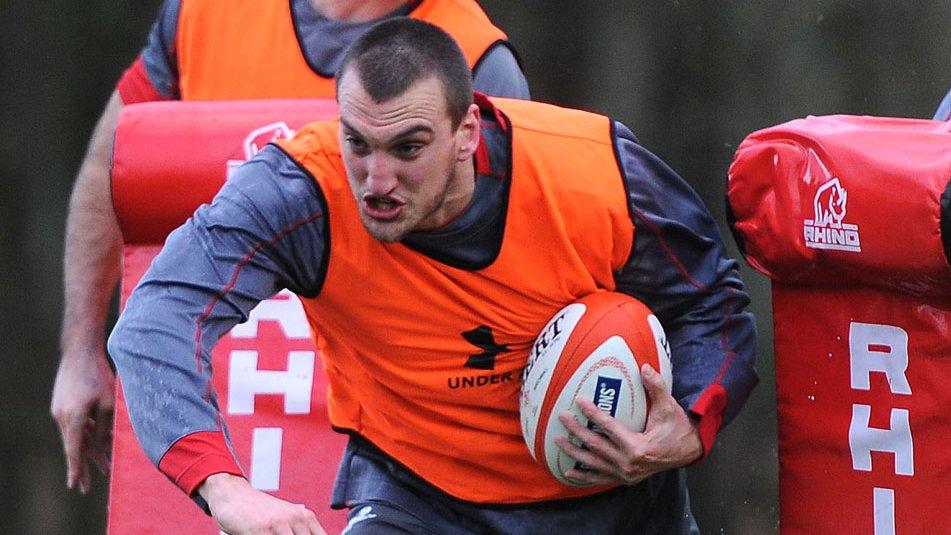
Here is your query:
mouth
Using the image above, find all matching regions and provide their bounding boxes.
[362,194,405,221]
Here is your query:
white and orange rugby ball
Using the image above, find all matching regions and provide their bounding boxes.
[519,291,672,486]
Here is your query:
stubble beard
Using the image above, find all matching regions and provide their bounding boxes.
[360,212,404,243]
[359,165,457,244]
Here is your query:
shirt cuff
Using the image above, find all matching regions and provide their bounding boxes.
[116,56,169,104]
[688,383,727,461]
[158,430,245,495]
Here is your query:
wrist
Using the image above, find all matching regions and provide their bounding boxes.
[198,473,249,506]
[59,329,107,358]
[687,384,727,461]
[58,344,110,367]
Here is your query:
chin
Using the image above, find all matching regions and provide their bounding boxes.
[361,216,408,243]
[370,230,403,243]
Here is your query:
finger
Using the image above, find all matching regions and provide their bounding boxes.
[553,435,614,475]
[557,437,651,487]
[61,415,87,490]
[296,507,326,535]
[555,410,622,470]
[568,464,649,487]
[558,406,616,453]
[93,402,114,450]
[84,425,111,477]
[553,433,620,486]
[572,397,636,455]
[79,463,92,495]
[311,520,328,535]
[296,512,326,535]
[302,518,327,535]
[559,465,617,486]
[288,507,322,535]
[562,403,635,469]
[92,405,115,476]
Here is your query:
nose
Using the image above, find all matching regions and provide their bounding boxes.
[365,153,397,195]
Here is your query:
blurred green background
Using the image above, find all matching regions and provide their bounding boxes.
[1,1,947,533]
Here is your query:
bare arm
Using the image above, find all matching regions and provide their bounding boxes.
[51,90,124,494]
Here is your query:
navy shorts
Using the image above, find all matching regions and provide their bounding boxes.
[332,435,700,534]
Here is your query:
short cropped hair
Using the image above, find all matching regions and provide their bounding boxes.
[336,18,474,129]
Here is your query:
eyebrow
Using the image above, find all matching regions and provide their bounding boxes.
[341,120,435,145]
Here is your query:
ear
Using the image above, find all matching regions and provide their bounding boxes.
[454,103,481,162]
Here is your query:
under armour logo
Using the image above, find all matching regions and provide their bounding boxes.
[462,325,511,370]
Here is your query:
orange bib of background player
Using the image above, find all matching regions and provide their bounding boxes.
[176,0,508,100]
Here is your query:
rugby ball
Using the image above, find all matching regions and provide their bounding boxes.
[519,291,672,486]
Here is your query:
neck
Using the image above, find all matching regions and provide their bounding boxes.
[434,159,477,229]
[308,0,408,22]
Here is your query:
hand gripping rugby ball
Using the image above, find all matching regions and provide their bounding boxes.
[519,291,672,486]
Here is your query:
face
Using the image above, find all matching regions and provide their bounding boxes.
[337,72,480,243]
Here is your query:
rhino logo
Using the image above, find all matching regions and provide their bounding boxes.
[241,122,295,159]
[227,122,296,178]
[813,178,848,228]
[801,149,860,252]
[803,173,861,253]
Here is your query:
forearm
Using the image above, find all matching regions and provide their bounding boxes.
[617,211,758,451]
[107,217,279,479]
[61,91,124,357]
[612,123,758,454]
[54,0,178,493]
[659,274,757,429]
[107,150,328,494]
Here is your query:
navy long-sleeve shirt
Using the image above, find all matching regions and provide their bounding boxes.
[109,111,757,503]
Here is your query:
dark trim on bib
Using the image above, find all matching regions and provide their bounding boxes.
[271,142,332,297]
[288,0,338,79]
[402,107,513,271]
[473,39,523,73]
[610,119,640,267]
[610,119,635,226]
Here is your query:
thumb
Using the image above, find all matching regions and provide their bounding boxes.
[640,364,677,436]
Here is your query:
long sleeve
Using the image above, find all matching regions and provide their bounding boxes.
[611,121,758,458]
[116,0,181,103]
[107,145,329,495]
[471,43,531,100]
[935,87,951,121]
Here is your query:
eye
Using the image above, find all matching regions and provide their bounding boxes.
[345,135,370,155]
[393,142,423,159]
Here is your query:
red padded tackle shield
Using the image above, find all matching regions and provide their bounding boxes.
[108,100,348,534]
[728,115,951,534]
